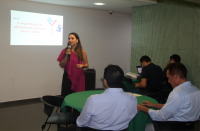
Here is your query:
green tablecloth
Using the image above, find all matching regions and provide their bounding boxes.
[61,90,158,131]
[100,78,140,91]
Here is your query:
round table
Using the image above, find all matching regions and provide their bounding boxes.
[61,90,157,131]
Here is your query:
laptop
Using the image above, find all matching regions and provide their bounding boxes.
[136,66,142,75]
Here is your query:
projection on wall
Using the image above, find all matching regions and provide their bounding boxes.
[10,10,63,45]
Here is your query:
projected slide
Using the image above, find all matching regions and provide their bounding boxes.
[10,10,63,45]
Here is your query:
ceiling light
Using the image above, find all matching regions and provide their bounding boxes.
[94,3,105,5]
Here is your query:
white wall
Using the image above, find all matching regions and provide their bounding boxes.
[0,0,132,102]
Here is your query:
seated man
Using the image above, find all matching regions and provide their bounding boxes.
[76,65,138,130]
[163,54,181,86]
[137,63,200,130]
[161,54,181,103]
[134,55,163,99]
[165,54,181,68]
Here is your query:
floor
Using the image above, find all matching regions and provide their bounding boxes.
[0,102,60,131]
[0,102,199,131]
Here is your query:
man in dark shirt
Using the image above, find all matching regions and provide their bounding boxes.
[135,55,163,99]
[163,54,181,84]
[160,54,181,103]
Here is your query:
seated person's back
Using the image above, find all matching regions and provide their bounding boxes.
[142,63,163,88]
[76,65,138,130]
[135,56,163,96]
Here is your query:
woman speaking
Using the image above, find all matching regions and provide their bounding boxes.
[57,32,89,98]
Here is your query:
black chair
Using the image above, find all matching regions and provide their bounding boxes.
[77,127,128,131]
[139,87,161,101]
[41,95,80,131]
[90,88,105,90]
[158,84,173,104]
[152,121,196,131]
[57,125,77,131]
[57,125,128,131]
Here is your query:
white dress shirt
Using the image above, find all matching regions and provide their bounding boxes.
[76,88,138,130]
[149,81,200,121]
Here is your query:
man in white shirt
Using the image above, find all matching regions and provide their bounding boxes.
[76,65,138,130]
[137,63,200,130]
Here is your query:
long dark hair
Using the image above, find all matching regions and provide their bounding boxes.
[63,32,83,61]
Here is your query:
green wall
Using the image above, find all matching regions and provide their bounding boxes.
[131,3,200,88]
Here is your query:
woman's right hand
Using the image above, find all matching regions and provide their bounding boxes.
[66,49,71,55]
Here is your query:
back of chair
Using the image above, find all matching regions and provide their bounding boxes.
[41,96,55,117]
[158,84,173,104]
[153,121,195,131]
[139,87,161,96]
[41,96,64,116]
[42,95,64,107]
[77,127,128,131]
[90,88,105,90]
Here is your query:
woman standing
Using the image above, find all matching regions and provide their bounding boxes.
[57,32,89,97]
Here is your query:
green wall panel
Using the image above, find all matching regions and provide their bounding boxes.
[179,6,194,19]
[178,34,193,50]
[152,3,166,21]
[194,8,200,17]
[177,50,193,66]
[151,34,166,49]
[165,20,179,35]
[164,34,178,49]
[166,4,179,20]
[192,48,200,67]
[193,34,199,49]
[192,67,200,83]
[131,3,200,88]
[194,17,200,34]
[179,19,194,34]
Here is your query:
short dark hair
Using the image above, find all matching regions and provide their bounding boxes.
[103,65,124,87]
[167,63,187,79]
[140,55,151,63]
[170,54,181,62]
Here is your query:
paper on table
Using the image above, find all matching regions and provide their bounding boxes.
[133,94,141,97]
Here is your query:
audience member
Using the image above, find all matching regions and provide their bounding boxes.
[165,54,181,68]
[134,55,163,100]
[76,65,138,130]
[160,54,181,103]
[137,63,200,131]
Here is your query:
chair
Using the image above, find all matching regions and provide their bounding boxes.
[41,95,79,131]
[139,87,161,101]
[57,125,77,131]
[90,88,105,90]
[152,121,196,131]
[77,127,128,131]
[57,125,128,131]
[158,84,173,104]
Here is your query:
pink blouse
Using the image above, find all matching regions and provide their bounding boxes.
[57,48,85,92]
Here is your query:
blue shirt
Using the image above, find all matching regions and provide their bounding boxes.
[76,88,138,130]
[149,81,200,121]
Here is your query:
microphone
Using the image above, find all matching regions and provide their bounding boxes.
[67,45,71,61]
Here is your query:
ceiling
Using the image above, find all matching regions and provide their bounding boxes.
[27,0,157,14]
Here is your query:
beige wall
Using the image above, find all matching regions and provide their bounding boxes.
[0,0,132,102]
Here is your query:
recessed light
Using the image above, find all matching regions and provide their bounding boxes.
[94,3,105,5]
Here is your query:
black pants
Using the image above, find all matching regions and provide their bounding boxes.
[61,70,73,112]
[61,70,73,97]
